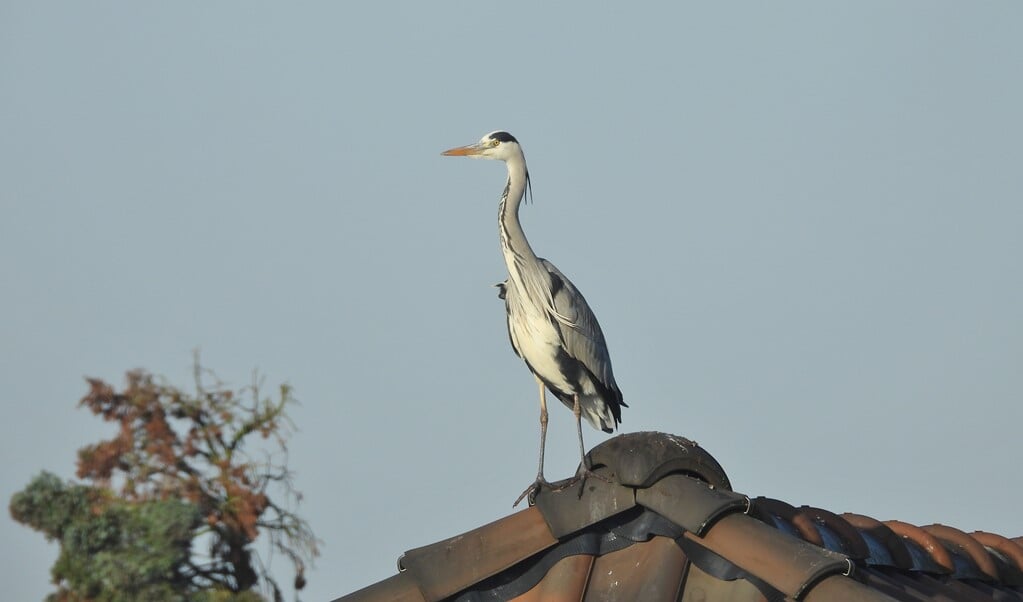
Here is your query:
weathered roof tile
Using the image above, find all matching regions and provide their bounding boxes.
[335,571,425,602]
[972,531,1023,585]
[843,513,916,569]
[636,473,747,535]
[885,520,956,574]
[923,523,1000,581]
[533,471,636,539]
[582,536,685,601]
[397,507,557,601]
[588,431,730,489]
[804,573,901,602]
[506,554,592,601]
[795,505,871,560]
[691,512,854,599]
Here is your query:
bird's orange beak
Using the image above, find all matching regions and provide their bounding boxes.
[441,144,483,157]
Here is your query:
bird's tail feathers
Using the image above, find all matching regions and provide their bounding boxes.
[582,397,619,433]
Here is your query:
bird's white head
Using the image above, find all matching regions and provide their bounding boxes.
[442,130,524,162]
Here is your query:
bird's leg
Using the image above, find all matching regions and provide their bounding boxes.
[573,394,611,495]
[573,394,588,470]
[536,378,549,481]
[514,378,559,507]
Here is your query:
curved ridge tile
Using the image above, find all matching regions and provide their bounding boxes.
[635,473,747,535]
[841,513,914,569]
[692,512,852,599]
[794,506,870,560]
[972,531,1023,579]
[398,507,558,601]
[587,431,731,490]
[750,497,821,545]
[884,520,954,574]
[923,524,999,582]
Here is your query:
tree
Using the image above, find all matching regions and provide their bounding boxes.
[10,362,318,602]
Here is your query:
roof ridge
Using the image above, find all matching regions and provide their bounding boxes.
[334,432,1023,601]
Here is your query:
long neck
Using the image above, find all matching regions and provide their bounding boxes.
[498,153,537,269]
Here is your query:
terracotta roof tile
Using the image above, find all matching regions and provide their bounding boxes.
[972,531,1023,585]
[804,573,901,602]
[885,520,956,574]
[680,561,771,601]
[795,505,871,560]
[922,524,1000,581]
[582,536,685,601]
[508,554,592,602]
[690,512,853,598]
[752,497,822,544]
[635,473,747,534]
[532,473,636,539]
[336,571,425,602]
[334,432,1023,601]
[588,432,730,489]
[843,513,916,569]
[398,507,557,601]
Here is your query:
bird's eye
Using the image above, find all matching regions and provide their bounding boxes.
[489,139,501,147]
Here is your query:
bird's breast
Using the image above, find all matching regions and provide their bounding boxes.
[506,299,575,394]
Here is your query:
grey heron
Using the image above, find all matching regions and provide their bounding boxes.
[442,131,626,505]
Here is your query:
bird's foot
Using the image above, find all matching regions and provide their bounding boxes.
[575,467,612,498]
[513,476,575,507]
[513,478,546,508]
[579,467,612,483]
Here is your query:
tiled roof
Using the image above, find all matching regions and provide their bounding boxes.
[334,432,1023,601]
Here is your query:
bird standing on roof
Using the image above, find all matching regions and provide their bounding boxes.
[442,131,626,505]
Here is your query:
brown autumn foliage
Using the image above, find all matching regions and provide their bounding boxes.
[75,364,317,599]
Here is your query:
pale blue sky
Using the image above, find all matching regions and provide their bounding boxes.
[2,3,1021,600]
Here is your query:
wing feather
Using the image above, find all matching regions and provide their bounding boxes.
[538,258,618,392]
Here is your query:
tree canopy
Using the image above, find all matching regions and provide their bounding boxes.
[10,363,318,602]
